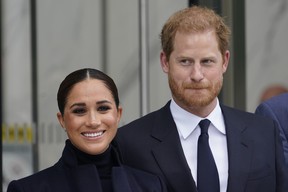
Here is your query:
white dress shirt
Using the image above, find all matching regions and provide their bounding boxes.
[170,98,228,192]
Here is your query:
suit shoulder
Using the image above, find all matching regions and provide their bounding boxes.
[119,103,170,131]
[221,105,274,124]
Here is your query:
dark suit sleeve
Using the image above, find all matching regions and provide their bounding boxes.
[7,180,24,192]
[255,102,288,166]
[272,120,288,192]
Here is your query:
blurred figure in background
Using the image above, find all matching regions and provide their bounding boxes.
[259,84,288,103]
[255,93,288,167]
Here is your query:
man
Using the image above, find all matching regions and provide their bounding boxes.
[259,85,288,103]
[255,93,288,167]
[116,6,288,192]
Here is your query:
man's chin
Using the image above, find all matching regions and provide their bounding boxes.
[186,96,214,107]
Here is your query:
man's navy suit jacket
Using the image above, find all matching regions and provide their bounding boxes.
[255,93,288,167]
[116,101,288,192]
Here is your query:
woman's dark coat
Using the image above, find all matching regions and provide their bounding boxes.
[7,140,167,192]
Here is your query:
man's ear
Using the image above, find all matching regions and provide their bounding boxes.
[160,51,169,73]
[222,50,230,73]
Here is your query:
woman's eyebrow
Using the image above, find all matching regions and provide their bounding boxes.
[69,103,85,109]
[96,100,112,105]
[69,100,112,109]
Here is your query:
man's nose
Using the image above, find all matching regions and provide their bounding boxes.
[190,63,204,82]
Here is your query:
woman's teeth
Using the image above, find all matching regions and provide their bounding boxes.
[82,131,104,138]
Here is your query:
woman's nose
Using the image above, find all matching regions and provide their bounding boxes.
[86,113,101,127]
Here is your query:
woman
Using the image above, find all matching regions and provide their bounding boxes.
[7,68,167,192]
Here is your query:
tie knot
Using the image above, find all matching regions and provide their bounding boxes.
[199,119,211,134]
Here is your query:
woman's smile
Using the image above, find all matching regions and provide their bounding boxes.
[81,130,105,138]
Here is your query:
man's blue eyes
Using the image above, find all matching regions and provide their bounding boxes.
[202,59,213,64]
[179,59,213,65]
[179,59,191,65]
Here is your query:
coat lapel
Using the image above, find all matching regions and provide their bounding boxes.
[221,106,253,192]
[112,167,135,192]
[69,165,137,192]
[151,102,197,192]
[69,164,103,192]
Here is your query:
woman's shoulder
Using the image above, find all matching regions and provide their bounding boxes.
[7,162,64,191]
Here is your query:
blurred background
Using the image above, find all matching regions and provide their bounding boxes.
[1,0,288,191]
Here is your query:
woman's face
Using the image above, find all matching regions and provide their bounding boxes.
[57,79,122,155]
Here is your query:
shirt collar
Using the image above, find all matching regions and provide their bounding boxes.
[170,98,226,139]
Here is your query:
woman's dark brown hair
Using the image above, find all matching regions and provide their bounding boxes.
[57,68,119,115]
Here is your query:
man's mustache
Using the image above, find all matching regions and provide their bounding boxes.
[183,83,209,89]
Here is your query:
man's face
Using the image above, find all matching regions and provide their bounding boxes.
[160,30,229,116]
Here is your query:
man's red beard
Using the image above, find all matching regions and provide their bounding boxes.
[168,76,223,108]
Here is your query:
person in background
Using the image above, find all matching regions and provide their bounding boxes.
[255,93,288,167]
[259,84,288,103]
[115,6,288,192]
[7,68,167,192]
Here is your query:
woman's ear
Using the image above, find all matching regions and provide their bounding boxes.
[117,106,123,124]
[57,112,65,129]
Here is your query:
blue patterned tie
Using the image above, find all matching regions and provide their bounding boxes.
[197,119,220,192]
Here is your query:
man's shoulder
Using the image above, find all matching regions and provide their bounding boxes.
[119,101,171,130]
[221,104,273,123]
[118,109,162,135]
[221,104,253,116]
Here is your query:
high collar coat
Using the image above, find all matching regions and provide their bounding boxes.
[115,101,288,192]
[7,140,167,192]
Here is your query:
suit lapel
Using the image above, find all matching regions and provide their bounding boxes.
[69,165,139,192]
[113,167,135,192]
[222,106,253,192]
[69,164,103,192]
[60,143,104,192]
[151,102,197,192]
[147,103,255,192]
